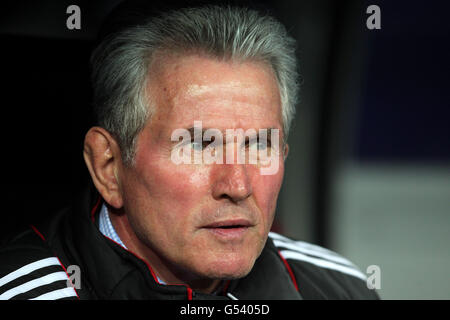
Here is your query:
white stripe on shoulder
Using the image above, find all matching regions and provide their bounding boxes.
[272,240,357,268]
[29,287,78,300]
[269,232,355,266]
[227,293,239,300]
[269,232,339,255]
[279,250,367,281]
[0,257,61,288]
[0,271,69,300]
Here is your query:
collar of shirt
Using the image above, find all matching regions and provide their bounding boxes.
[98,203,166,284]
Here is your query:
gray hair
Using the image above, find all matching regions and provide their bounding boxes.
[91,5,299,166]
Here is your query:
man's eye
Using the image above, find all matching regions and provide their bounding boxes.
[257,142,268,150]
[190,141,211,151]
[247,139,270,150]
[190,141,204,151]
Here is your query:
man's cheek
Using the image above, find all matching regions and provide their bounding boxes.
[188,166,212,186]
[256,174,283,206]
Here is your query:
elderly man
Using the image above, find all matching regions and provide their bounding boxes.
[0,4,378,300]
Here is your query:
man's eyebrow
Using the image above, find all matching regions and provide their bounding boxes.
[182,127,279,138]
[184,126,278,132]
[186,127,211,138]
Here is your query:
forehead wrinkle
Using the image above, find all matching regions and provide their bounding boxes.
[173,91,277,123]
[151,56,279,106]
[184,82,263,97]
[146,54,283,135]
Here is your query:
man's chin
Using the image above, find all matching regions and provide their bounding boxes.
[195,255,256,280]
[186,231,266,281]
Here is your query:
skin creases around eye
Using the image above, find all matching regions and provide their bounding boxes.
[188,136,274,165]
[179,138,279,170]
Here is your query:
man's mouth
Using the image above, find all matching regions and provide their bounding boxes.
[202,219,252,240]
[204,219,252,229]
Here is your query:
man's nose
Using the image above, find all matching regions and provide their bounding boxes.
[211,163,252,203]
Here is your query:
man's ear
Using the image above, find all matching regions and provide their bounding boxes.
[83,127,124,209]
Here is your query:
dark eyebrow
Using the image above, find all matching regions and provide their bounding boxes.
[185,126,278,131]
[186,127,204,136]
[182,127,278,141]
[184,127,279,138]
[186,127,212,139]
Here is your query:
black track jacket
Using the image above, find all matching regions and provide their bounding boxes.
[0,185,379,300]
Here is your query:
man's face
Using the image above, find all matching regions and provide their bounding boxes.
[118,54,285,282]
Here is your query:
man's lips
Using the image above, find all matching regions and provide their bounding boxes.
[202,219,252,240]
[202,219,253,229]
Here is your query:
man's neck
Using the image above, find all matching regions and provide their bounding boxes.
[107,206,221,294]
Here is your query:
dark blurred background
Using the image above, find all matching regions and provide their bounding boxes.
[0,0,449,299]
